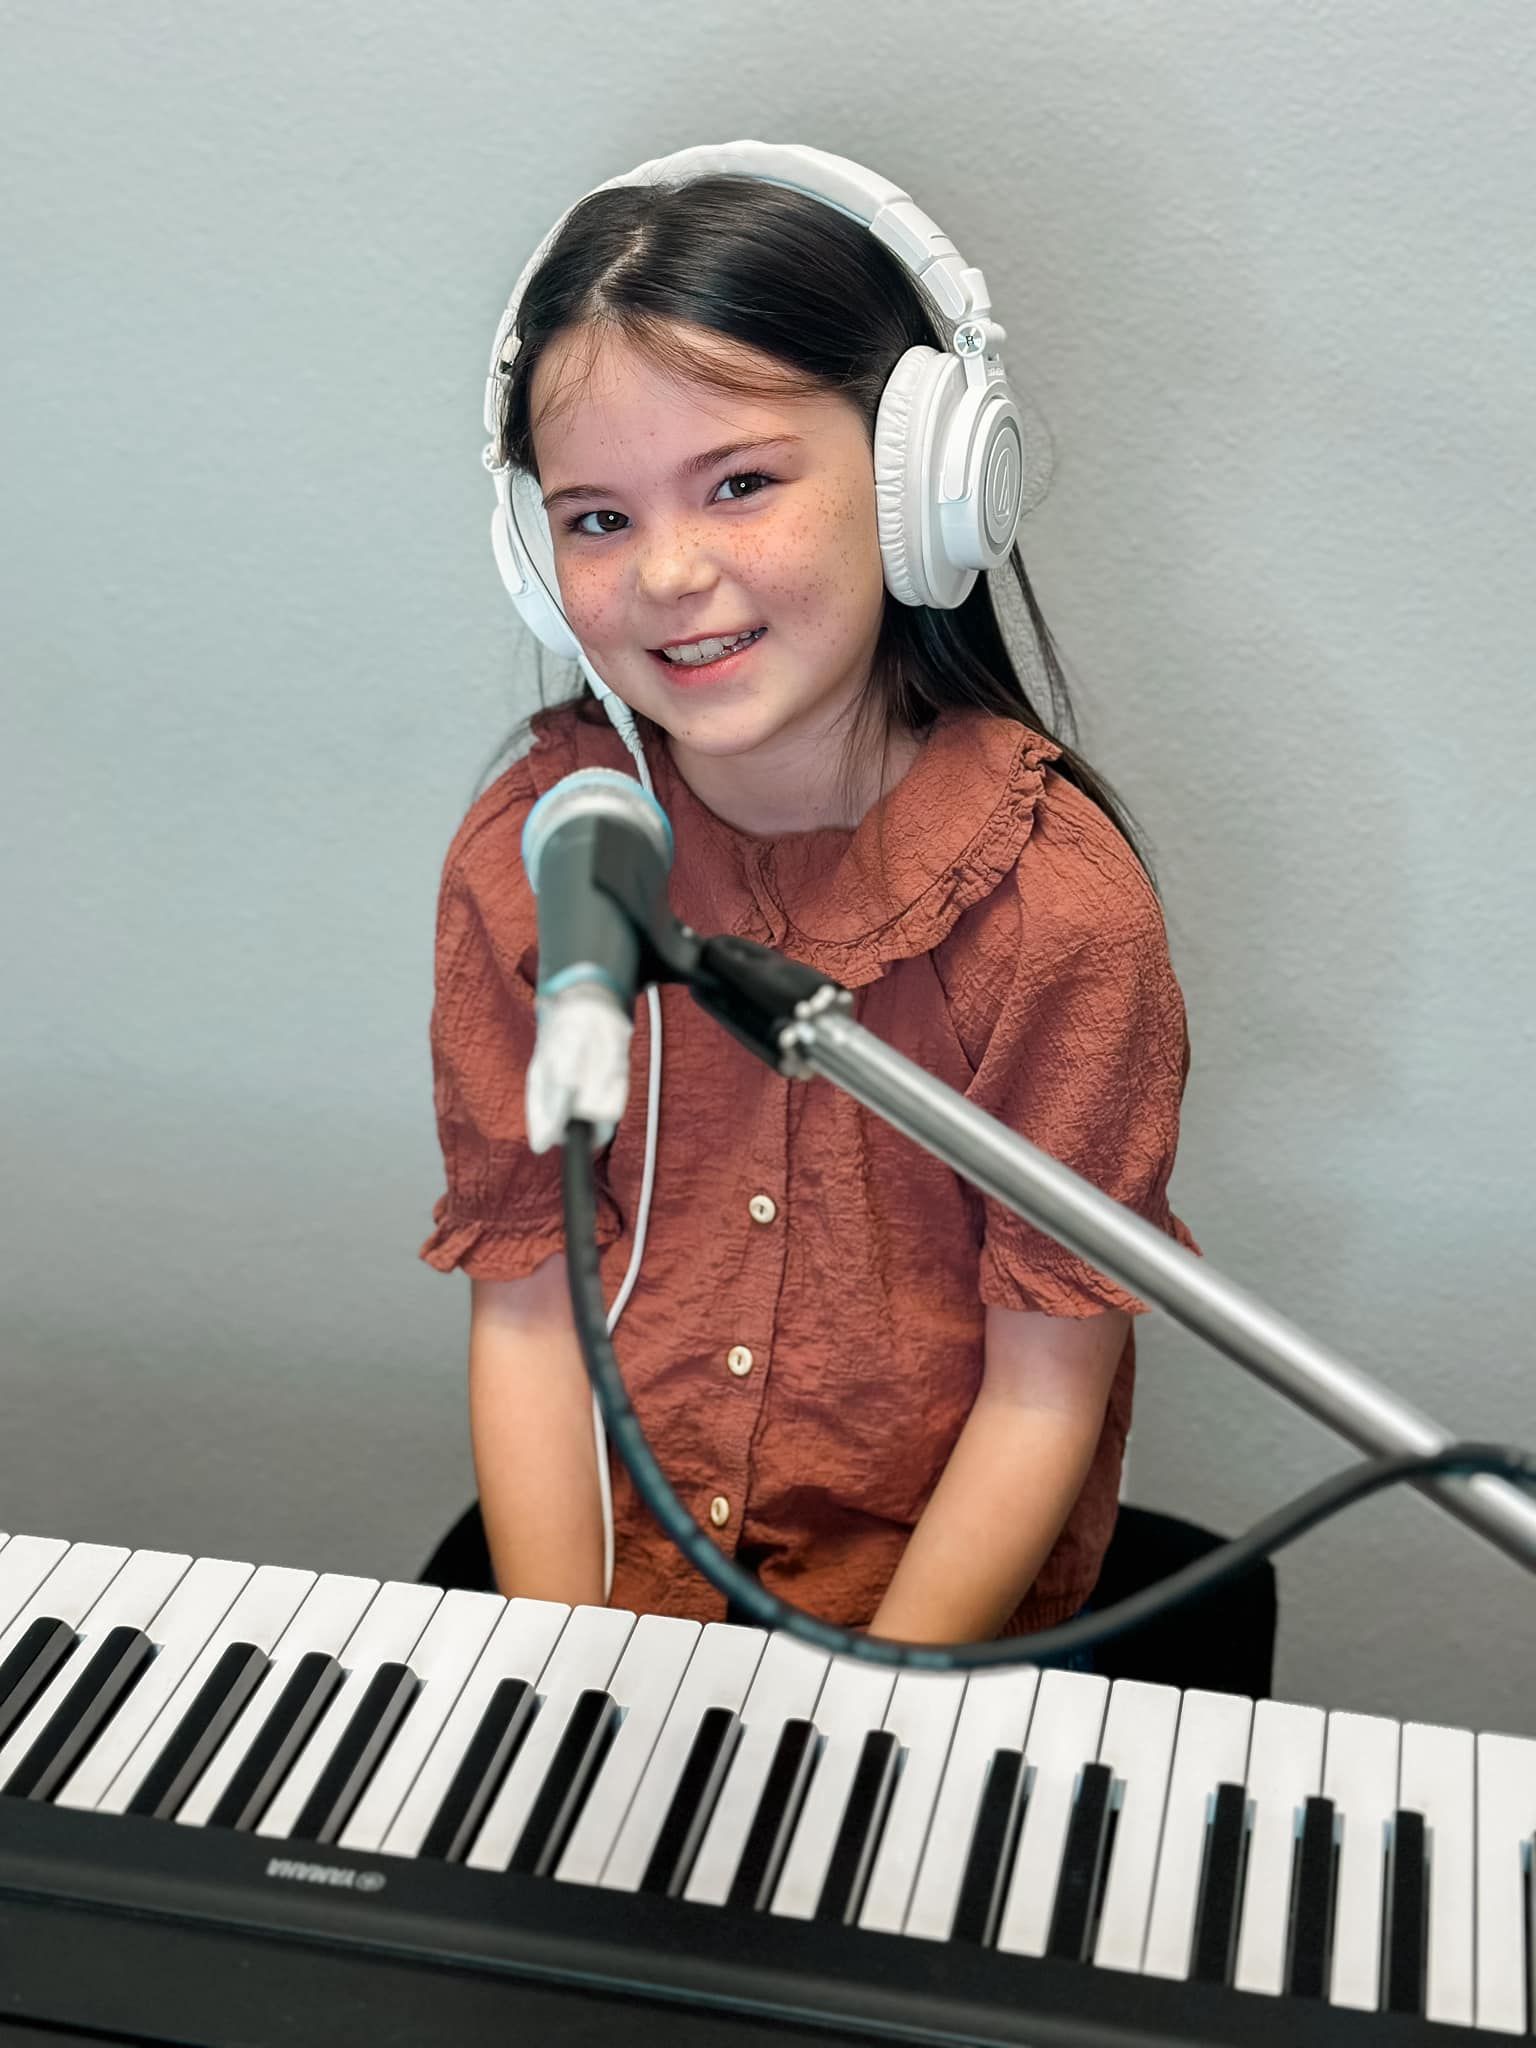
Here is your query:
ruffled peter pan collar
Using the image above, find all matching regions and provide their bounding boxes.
[525,702,1063,990]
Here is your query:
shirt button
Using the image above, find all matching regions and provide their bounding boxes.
[709,1495,731,1527]
[748,1194,778,1225]
[726,1345,754,1378]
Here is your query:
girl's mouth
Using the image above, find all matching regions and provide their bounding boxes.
[648,625,767,684]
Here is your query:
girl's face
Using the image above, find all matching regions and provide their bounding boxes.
[529,324,888,768]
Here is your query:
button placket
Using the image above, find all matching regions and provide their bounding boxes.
[701,1083,793,1587]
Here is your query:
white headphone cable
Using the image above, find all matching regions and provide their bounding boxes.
[591,731,662,1603]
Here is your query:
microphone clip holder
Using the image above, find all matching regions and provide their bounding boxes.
[594,819,851,1066]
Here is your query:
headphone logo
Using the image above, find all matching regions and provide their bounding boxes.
[985,433,1020,548]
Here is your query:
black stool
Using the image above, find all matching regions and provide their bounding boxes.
[1088,1503,1276,1698]
[418,1498,1277,1699]
[420,1499,494,1596]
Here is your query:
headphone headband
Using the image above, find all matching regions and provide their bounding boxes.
[484,140,1007,441]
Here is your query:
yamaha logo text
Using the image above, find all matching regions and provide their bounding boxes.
[265,1857,387,1893]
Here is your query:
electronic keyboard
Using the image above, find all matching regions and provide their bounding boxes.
[0,1529,1531,2045]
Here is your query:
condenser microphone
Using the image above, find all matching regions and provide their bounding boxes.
[519,768,675,1152]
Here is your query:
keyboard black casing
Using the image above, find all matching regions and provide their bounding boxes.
[0,1801,1490,2048]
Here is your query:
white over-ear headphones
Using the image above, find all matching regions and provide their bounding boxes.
[482,138,1049,763]
[478,140,1046,1603]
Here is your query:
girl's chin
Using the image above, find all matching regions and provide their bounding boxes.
[649,708,762,750]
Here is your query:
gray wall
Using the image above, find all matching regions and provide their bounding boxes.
[3,0,1531,1738]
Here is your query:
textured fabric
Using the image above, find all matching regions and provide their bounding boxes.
[420,697,1202,1637]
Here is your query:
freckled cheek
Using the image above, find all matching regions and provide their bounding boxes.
[772,494,883,628]
[553,556,625,643]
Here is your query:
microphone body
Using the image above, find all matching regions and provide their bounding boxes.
[519,769,675,1152]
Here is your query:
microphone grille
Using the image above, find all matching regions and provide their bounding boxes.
[521,767,675,892]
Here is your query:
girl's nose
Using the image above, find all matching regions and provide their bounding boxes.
[636,539,722,596]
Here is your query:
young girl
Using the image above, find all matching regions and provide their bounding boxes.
[420,148,1201,1650]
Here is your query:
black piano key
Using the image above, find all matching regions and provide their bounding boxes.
[1285,1794,1339,1999]
[207,1651,345,1833]
[725,1716,819,1913]
[509,1688,620,1878]
[1190,1781,1252,1985]
[3,1626,155,1801]
[640,1705,742,1899]
[288,1661,418,1846]
[815,1727,902,1926]
[950,1747,1030,1947]
[419,1676,537,1863]
[126,1642,270,1820]
[1045,1761,1117,1962]
[1382,1807,1429,2016]
[0,1619,77,1746]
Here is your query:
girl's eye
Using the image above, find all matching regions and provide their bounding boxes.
[562,470,775,539]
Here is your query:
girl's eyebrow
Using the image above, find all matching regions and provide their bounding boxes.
[541,434,804,512]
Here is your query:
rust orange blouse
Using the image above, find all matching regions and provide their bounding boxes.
[420,697,1202,1637]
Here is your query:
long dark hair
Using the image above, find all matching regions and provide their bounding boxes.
[484,172,1158,893]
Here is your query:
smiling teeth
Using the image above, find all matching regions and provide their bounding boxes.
[662,627,763,666]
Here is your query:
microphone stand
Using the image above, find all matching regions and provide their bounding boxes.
[592,824,1536,1577]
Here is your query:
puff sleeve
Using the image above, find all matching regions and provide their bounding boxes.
[964,867,1201,1319]
[418,847,624,1281]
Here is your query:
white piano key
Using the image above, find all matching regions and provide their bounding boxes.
[1232,1699,1326,1995]
[255,1581,441,1840]
[390,1594,579,1863]
[1142,1688,1254,1978]
[0,1535,71,1636]
[1322,1710,1399,2012]
[65,1550,193,1632]
[857,1668,967,1934]
[0,1542,130,1653]
[96,1564,316,1816]
[1399,1719,1475,2027]
[55,1557,254,1809]
[903,1665,1040,1941]
[996,1669,1111,1957]
[1092,1678,1182,1973]
[1475,1729,1536,2034]
[555,1614,701,1887]
[174,1574,378,1828]
[337,1589,506,1853]
[769,1655,897,1920]
[600,1621,767,1891]
[682,1630,830,1907]
[0,1549,191,1787]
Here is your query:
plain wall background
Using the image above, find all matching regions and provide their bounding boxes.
[2,0,1531,1737]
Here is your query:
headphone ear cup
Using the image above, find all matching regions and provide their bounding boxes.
[491,470,585,662]
[873,347,978,611]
